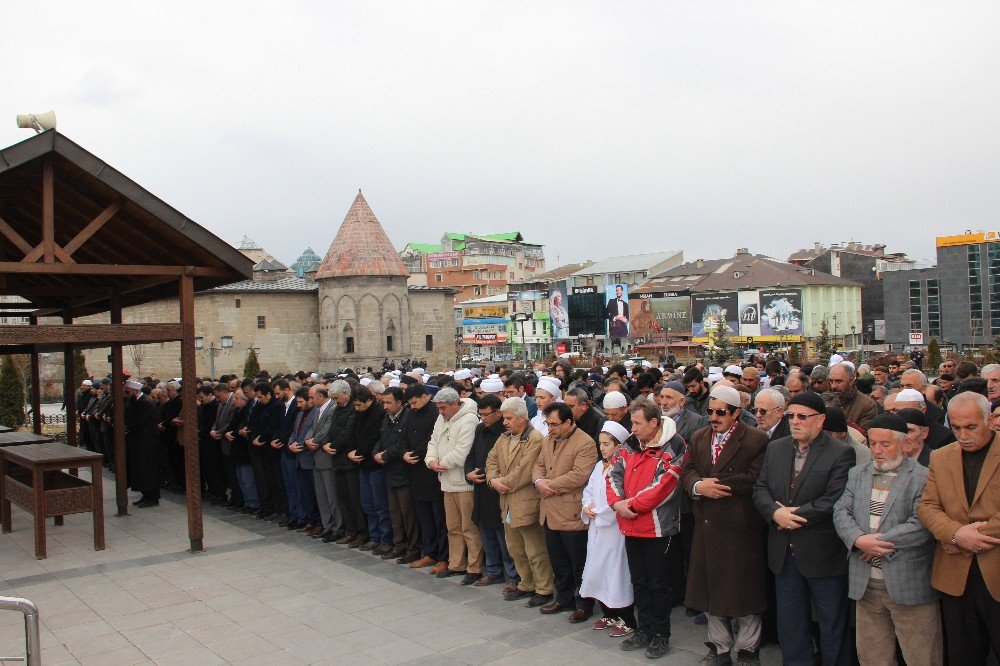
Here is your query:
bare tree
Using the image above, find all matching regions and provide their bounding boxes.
[128,344,149,377]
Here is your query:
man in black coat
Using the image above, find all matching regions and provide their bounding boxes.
[323,380,368,547]
[349,385,391,554]
[564,388,606,457]
[464,394,518,587]
[401,383,446,569]
[196,385,224,505]
[158,382,184,491]
[248,382,286,520]
[753,391,854,666]
[270,379,301,528]
[374,387,421,563]
[124,380,162,508]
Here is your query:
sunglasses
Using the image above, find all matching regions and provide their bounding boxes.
[788,412,822,421]
[707,408,733,417]
[753,407,776,416]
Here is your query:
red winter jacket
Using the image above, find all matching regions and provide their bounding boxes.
[606,417,687,538]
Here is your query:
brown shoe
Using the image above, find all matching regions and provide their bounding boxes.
[474,575,504,587]
[502,582,519,595]
[307,526,325,536]
[429,561,449,575]
[296,524,312,532]
[409,556,436,569]
[347,537,366,548]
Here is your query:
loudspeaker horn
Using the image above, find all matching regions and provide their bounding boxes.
[16,111,57,133]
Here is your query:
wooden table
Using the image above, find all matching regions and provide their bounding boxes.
[0,442,104,559]
[0,432,55,448]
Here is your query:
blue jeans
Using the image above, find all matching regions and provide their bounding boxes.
[280,455,304,522]
[236,463,259,509]
[480,525,519,580]
[359,468,392,545]
[774,550,850,666]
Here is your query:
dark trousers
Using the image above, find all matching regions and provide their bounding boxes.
[544,527,594,612]
[200,439,226,498]
[624,535,673,638]
[359,468,392,544]
[387,485,421,556]
[333,468,368,540]
[168,437,185,489]
[941,559,1000,665]
[774,549,849,666]
[222,453,244,506]
[667,511,694,606]
[249,448,287,515]
[480,524,519,581]
[280,454,303,522]
[415,496,448,561]
[297,466,320,525]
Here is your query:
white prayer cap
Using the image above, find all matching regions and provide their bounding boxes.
[602,391,628,409]
[445,371,455,376]
[360,378,372,387]
[624,360,635,367]
[707,373,724,385]
[413,367,425,374]
[709,385,741,408]
[454,369,472,381]
[642,360,652,368]
[601,421,631,445]
[480,377,504,393]
[536,377,562,398]
[422,374,430,383]
[388,379,400,388]
[828,354,844,367]
[723,365,744,377]
[709,367,723,376]
[895,389,925,405]
[125,379,142,390]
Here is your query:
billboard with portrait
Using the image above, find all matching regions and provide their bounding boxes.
[758,289,803,335]
[569,285,605,336]
[738,290,761,338]
[549,280,569,339]
[691,292,739,337]
[630,291,691,341]
[605,283,630,340]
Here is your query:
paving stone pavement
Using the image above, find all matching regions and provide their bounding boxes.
[0,468,781,664]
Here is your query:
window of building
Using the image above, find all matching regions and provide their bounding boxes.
[221,336,233,349]
[474,286,482,295]
[345,336,355,353]
[908,280,921,332]
[989,243,1000,335]
[969,244,983,326]
[386,335,393,352]
[510,272,514,280]
[926,279,941,338]
[235,298,241,308]
[257,315,266,329]
[425,335,434,351]
[435,274,443,283]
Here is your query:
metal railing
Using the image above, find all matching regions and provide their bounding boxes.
[0,597,40,665]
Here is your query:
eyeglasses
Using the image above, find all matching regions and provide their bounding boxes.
[754,407,777,416]
[478,410,496,418]
[544,420,564,427]
[788,411,822,421]
[707,408,733,417]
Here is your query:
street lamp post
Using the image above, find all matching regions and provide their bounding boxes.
[511,313,530,369]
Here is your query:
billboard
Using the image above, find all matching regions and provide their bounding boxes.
[463,304,508,319]
[462,322,509,345]
[738,291,761,338]
[605,283,630,340]
[569,285,605,336]
[549,280,569,339]
[630,291,691,340]
[758,289,803,336]
[691,292,738,337]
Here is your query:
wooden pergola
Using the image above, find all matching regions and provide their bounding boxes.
[0,130,251,551]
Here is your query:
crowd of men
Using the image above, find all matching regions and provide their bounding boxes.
[73,354,1000,664]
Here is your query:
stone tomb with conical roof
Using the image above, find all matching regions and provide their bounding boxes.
[316,192,418,369]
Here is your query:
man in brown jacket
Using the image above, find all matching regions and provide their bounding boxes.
[917,391,1000,664]
[532,402,599,622]
[683,385,769,665]
[828,363,877,430]
[485,396,554,607]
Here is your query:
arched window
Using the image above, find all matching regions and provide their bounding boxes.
[386,320,397,353]
[344,323,355,354]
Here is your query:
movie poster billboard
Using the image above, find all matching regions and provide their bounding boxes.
[630,291,691,341]
[691,292,739,337]
[758,289,803,335]
[569,285,605,336]
[605,283,630,340]
[549,280,570,339]
[738,290,761,338]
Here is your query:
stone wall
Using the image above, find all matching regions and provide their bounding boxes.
[409,290,458,369]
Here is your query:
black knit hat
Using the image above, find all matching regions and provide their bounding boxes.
[895,408,927,428]
[787,390,826,415]
[868,413,910,434]
[823,406,848,433]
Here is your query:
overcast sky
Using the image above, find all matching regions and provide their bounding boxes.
[4,1,998,268]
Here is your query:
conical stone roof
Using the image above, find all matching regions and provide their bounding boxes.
[314,191,409,279]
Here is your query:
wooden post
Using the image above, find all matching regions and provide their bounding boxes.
[41,159,55,264]
[28,317,42,435]
[179,275,203,551]
[110,295,128,516]
[63,313,77,447]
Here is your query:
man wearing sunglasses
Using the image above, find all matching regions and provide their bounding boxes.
[754,389,789,443]
[683,385,770,665]
[753,391,855,666]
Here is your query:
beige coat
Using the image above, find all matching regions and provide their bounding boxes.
[485,424,544,528]
[532,426,598,531]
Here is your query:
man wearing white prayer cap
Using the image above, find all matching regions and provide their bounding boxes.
[480,377,504,396]
[602,391,631,431]
[530,377,562,436]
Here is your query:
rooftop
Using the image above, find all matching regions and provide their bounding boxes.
[532,261,595,282]
[208,274,318,293]
[657,250,860,291]
[315,191,410,279]
[571,251,683,277]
